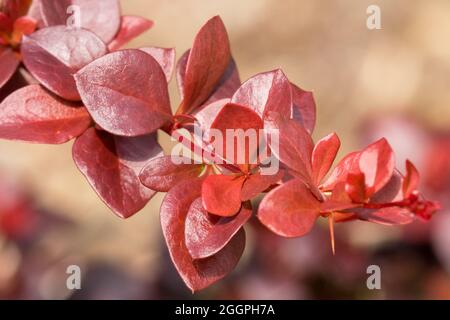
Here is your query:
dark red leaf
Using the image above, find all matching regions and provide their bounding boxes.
[0,46,19,89]
[358,138,395,196]
[40,0,121,43]
[311,133,340,185]
[21,26,107,100]
[75,49,172,136]
[202,174,245,217]
[160,178,245,292]
[177,16,231,115]
[108,15,154,51]
[240,170,284,201]
[258,179,321,237]
[72,128,162,218]
[139,156,204,192]
[0,85,91,143]
[185,198,251,259]
[403,160,420,198]
[369,171,402,204]
[140,47,175,82]
[210,103,264,171]
[10,16,37,44]
[3,0,32,20]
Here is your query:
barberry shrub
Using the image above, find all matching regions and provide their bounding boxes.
[0,0,440,292]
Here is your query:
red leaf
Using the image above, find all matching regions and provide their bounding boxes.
[11,16,37,44]
[321,151,361,191]
[140,47,175,82]
[311,132,340,185]
[345,172,366,203]
[232,69,291,119]
[193,98,229,131]
[3,0,32,20]
[139,156,204,192]
[185,198,251,259]
[108,15,154,51]
[358,138,395,196]
[240,170,284,201]
[160,178,245,292]
[369,171,402,204]
[0,85,91,143]
[177,16,231,115]
[210,103,264,171]
[21,26,107,101]
[40,0,121,43]
[356,207,415,226]
[291,84,316,134]
[202,174,245,217]
[270,118,314,182]
[0,46,19,89]
[403,160,420,198]
[258,179,321,237]
[75,49,172,136]
[72,128,162,218]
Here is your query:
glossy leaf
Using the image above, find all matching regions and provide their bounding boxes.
[75,49,172,136]
[21,26,107,101]
[177,16,231,115]
[140,47,175,82]
[160,178,245,292]
[210,103,264,171]
[108,15,154,51]
[258,179,321,237]
[72,128,162,218]
[185,198,251,259]
[0,46,19,89]
[0,85,91,143]
[202,174,245,217]
[321,151,361,191]
[345,172,366,203]
[358,138,395,196]
[40,0,121,43]
[311,133,340,185]
[139,156,204,192]
[291,84,316,134]
[10,16,37,45]
[240,170,284,201]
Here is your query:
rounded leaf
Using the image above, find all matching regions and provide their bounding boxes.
[21,26,108,100]
[202,174,245,217]
[185,198,251,259]
[0,85,91,143]
[75,49,172,136]
[109,15,154,51]
[40,0,121,43]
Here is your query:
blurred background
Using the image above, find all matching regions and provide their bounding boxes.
[1,0,450,299]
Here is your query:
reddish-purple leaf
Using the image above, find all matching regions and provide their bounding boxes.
[21,26,107,101]
[0,46,19,89]
[108,15,154,51]
[403,160,420,198]
[185,198,251,259]
[40,0,121,43]
[160,178,245,292]
[358,138,395,196]
[291,84,316,134]
[311,133,340,185]
[75,49,172,136]
[202,174,246,217]
[369,171,402,204]
[345,172,366,203]
[140,47,175,82]
[210,103,264,171]
[0,85,91,143]
[258,179,321,237]
[139,156,204,192]
[177,16,231,115]
[72,128,162,218]
[240,170,284,201]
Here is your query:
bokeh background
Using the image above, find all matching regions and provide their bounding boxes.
[1,0,450,299]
